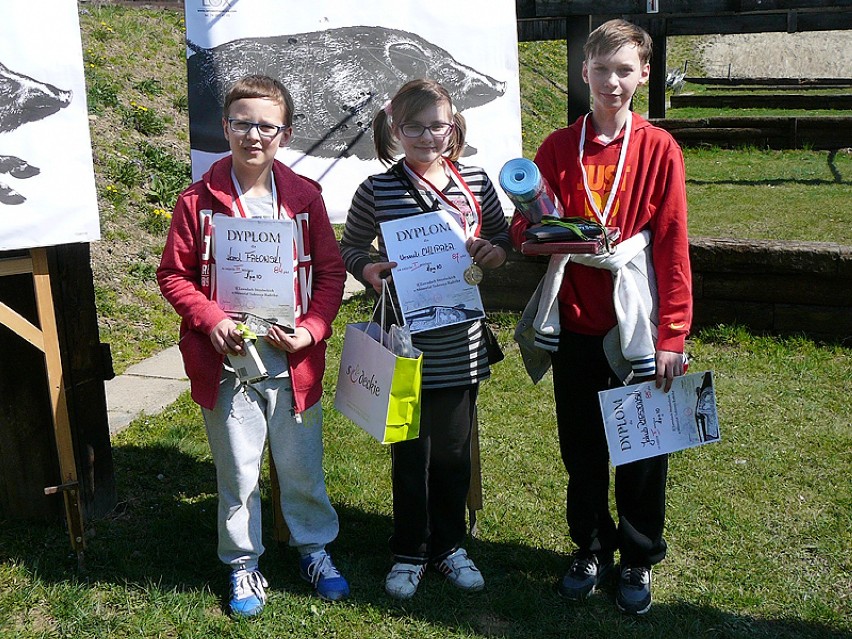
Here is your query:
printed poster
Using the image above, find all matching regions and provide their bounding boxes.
[381,210,484,333]
[598,371,721,466]
[183,0,522,222]
[213,216,295,328]
[0,0,100,250]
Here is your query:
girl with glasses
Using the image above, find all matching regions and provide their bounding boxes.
[340,78,511,600]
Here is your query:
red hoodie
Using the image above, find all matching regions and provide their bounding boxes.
[510,112,692,353]
[157,156,345,411]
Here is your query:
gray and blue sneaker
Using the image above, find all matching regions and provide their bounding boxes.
[558,552,613,600]
[299,550,350,601]
[229,568,268,618]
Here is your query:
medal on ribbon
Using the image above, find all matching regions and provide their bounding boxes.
[403,160,485,285]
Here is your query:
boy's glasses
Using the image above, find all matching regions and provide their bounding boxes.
[399,122,454,138]
[227,118,290,138]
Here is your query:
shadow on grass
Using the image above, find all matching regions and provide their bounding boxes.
[1,441,848,639]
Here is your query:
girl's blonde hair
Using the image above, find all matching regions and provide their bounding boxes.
[372,79,466,165]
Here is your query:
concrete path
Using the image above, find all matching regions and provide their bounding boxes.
[105,273,364,435]
[104,345,189,435]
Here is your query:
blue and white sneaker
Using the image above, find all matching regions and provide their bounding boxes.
[299,550,350,601]
[229,568,268,618]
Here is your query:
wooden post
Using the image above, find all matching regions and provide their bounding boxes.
[648,21,668,118]
[467,409,483,534]
[566,16,592,124]
[0,248,86,559]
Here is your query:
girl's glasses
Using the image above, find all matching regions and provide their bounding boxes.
[399,122,454,138]
[227,118,290,138]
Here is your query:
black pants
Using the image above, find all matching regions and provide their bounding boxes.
[389,384,477,564]
[551,332,668,567]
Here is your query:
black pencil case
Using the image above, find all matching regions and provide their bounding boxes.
[524,217,604,243]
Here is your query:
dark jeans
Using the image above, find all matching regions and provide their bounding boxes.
[551,332,668,567]
[389,384,477,564]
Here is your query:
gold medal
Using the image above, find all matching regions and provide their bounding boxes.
[464,263,484,285]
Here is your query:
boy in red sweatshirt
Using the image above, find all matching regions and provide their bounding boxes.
[510,20,692,615]
[158,75,348,617]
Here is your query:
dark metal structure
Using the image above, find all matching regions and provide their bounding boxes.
[515,1,852,121]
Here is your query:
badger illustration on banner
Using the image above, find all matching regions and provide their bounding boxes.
[186,26,506,159]
[0,61,72,205]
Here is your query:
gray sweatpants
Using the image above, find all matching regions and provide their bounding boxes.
[202,370,339,570]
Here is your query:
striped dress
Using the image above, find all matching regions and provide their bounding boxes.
[340,160,510,389]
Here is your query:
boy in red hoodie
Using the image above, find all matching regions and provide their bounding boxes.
[510,20,692,615]
[158,75,348,617]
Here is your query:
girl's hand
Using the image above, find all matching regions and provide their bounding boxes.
[363,261,397,294]
[265,325,314,353]
[466,238,506,269]
[210,318,244,355]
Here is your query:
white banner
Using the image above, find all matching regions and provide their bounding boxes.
[183,0,522,222]
[0,0,100,251]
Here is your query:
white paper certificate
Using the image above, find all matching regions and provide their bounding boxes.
[213,216,295,327]
[381,210,485,334]
[598,371,720,466]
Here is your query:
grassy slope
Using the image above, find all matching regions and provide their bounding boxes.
[79,7,850,371]
[82,7,190,372]
[0,8,849,639]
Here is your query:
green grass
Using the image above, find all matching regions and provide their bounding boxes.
[685,147,852,243]
[669,107,852,119]
[1,300,849,638]
[82,6,190,374]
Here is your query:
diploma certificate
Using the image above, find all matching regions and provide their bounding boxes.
[213,216,295,328]
[381,210,485,334]
[598,371,720,466]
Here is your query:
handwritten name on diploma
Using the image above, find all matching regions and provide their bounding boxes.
[611,387,657,452]
[397,243,458,261]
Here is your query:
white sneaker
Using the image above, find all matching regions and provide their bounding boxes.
[384,562,426,600]
[433,548,485,592]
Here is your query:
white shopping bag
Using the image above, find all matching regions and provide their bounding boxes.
[334,285,423,444]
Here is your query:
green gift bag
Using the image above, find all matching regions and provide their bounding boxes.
[334,283,423,444]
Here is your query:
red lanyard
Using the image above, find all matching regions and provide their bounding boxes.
[402,160,481,239]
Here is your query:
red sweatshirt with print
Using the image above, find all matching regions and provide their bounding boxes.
[510,112,692,353]
[157,156,345,411]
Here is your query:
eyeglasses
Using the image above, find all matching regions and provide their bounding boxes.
[399,122,454,138]
[227,118,290,138]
